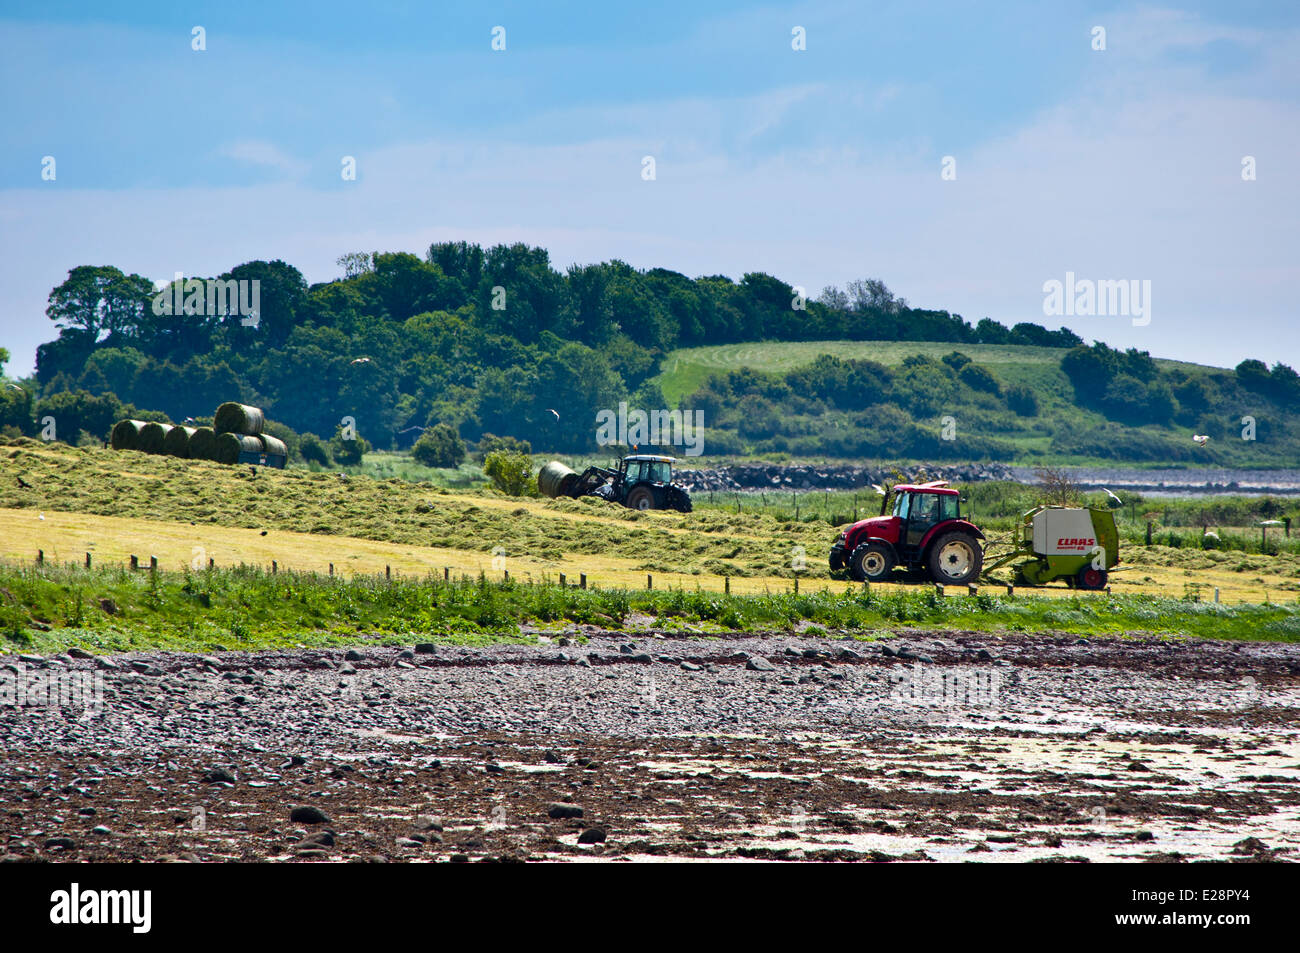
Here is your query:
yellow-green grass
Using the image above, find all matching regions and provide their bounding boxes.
[2,505,1293,607]
[1,439,1295,605]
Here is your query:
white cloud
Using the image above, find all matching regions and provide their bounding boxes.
[2,5,1296,376]
[219,141,309,178]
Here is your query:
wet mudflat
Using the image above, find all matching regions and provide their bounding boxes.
[2,630,1297,862]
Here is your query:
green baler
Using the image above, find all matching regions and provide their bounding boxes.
[982,506,1120,590]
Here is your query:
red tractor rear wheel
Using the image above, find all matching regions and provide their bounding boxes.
[926,532,983,586]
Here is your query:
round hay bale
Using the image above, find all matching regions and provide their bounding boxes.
[537,460,579,498]
[257,434,288,457]
[163,425,198,458]
[137,422,174,454]
[188,427,217,461]
[214,402,265,435]
[214,432,263,464]
[110,419,148,451]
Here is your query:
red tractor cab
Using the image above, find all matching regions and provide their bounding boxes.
[829,481,985,585]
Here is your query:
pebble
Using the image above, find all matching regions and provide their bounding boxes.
[290,806,331,824]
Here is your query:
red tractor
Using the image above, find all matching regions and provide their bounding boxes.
[829,481,985,585]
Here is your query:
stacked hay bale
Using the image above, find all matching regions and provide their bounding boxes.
[257,434,288,459]
[188,427,218,461]
[214,432,265,464]
[214,402,285,468]
[214,402,264,437]
[137,422,174,455]
[109,402,286,469]
[163,425,197,458]
[110,419,148,451]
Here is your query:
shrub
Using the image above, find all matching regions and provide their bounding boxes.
[412,423,467,468]
[483,449,535,496]
[958,362,1001,395]
[299,432,331,466]
[941,351,972,372]
[330,426,371,466]
[1006,385,1039,416]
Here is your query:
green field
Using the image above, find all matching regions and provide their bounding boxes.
[3,559,1298,655]
[2,437,1300,648]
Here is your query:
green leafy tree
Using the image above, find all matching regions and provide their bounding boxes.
[411,423,466,468]
[0,380,34,436]
[33,389,122,443]
[46,265,154,342]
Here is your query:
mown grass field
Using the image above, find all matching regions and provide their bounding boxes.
[1,439,1298,617]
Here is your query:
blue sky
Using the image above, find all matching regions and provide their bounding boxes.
[1,0,1297,375]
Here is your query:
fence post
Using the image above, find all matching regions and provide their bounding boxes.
[444,567,449,581]
[272,560,278,575]
[130,555,138,571]
[793,574,799,594]
[1006,584,1014,597]
[85,553,91,569]
[208,558,214,570]
[385,564,391,580]
[647,574,652,590]
[559,573,566,587]
[150,555,158,573]
[967,584,977,597]
[934,583,943,597]
[724,576,730,595]
[329,563,334,576]
[37,550,43,565]
[580,573,587,590]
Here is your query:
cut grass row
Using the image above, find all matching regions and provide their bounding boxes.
[3,440,1299,603]
[2,560,1298,656]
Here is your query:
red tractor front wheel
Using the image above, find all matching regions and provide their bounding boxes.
[849,541,895,583]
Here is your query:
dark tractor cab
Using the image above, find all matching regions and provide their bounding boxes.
[590,454,693,512]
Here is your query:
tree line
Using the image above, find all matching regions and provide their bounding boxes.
[7,243,1087,453]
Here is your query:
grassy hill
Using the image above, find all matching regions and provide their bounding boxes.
[653,340,1210,406]
[652,339,1299,466]
[656,340,1062,405]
